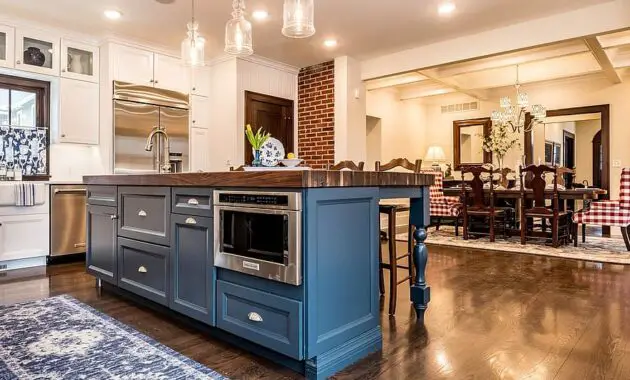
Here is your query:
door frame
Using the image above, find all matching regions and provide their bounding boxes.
[244,91,295,164]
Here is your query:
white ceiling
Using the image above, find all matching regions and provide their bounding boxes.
[366,29,630,102]
[0,0,614,67]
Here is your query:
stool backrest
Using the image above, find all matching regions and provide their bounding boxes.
[621,168,630,209]
[330,161,365,171]
[375,158,422,173]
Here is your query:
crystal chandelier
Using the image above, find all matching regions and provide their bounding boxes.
[225,0,253,56]
[181,0,205,66]
[491,65,546,133]
[282,0,316,38]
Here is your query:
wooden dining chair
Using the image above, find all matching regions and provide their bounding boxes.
[330,160,365,171]
[519,165,572,247]
[460,165,510,242]
[375,158,421,315]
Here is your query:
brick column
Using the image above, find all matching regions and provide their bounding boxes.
[298,61,335,169]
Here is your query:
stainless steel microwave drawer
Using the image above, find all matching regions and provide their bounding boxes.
[118,237,169,306]
[87,186,117,207]
[216,280,303,360]
[118,187,171,246]
[171,188,213,217]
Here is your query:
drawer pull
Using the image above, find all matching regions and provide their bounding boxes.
[248,312,263,322]
[73,243,86,248]
[138,210,147,217]
[110,215,119,220]
[187,198,199,206]
[138,266,147,273]
[185,217,197,225]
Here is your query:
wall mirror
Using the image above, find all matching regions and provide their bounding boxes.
[453,117,492,169]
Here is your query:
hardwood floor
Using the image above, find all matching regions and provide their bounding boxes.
[2,244,630,379]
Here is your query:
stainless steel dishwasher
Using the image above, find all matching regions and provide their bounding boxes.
[50,184,87,257]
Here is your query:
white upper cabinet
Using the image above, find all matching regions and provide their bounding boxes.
[15,28,60,76]
[111,44,154,86]
[154,53,189,94]
[190,65,211,97]
[190,95,210,129]
[0,25,15,69]
[190,127,210,172]
[59,78,99,144]
[61,39,99,83]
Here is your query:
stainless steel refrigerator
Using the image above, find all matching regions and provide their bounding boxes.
[113,81,189,174]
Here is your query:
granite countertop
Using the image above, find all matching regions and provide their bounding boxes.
[83,171,435,188]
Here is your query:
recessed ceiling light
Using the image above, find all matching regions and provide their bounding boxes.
[438,2,456,15]
[324,39,338,48]
[104,9,123,20]
[252,10,269,20]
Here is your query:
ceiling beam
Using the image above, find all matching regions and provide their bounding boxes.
[416,71,489,100]
[584,36,622,84]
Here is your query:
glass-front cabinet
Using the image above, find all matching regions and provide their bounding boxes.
[15,29,60,76]
[0,25,15,69]
[61,39,99,83]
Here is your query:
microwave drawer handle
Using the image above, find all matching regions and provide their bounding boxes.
[185,217,197,225]
[138,210,147,217]
[248,312,263,322]
[138,266,147,273]
[187,198,199,206]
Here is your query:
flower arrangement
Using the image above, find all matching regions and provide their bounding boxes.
[481,123,520,169]
[245,124,270,150]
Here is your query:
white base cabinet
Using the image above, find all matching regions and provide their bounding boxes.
[190,128,210,172]
[59,78,100,144]
[0,213,49,262]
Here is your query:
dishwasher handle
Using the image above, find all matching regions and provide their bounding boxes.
[53,188,87,194]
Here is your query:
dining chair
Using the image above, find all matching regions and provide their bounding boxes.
[419,170,463,236]
[519,165,572,248]
[375,158,421,315]
[573,168,630,251]
[330,160,365,171]
[460,165,510,242]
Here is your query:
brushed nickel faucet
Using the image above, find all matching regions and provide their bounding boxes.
[145,126,171,173]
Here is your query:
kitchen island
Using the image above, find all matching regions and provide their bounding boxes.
[83,170,433,379]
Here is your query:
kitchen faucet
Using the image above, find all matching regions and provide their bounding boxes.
[144,126,171,173]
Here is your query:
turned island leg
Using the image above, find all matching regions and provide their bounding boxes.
[410,190,431,322]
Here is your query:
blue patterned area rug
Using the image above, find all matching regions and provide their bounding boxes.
[0,295,228,379]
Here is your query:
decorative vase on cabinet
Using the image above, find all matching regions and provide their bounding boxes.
[24,47,45,66]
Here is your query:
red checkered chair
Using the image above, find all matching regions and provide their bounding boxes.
[573,168,630,251]
[421,170,463,236]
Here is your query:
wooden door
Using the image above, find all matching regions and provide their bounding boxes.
[244,91,294,164]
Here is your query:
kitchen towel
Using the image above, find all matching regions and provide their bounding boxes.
[14,182,46,206]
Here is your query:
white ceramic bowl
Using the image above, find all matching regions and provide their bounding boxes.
[280,158,304,167]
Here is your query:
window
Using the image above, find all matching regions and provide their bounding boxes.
[0,74,50,178]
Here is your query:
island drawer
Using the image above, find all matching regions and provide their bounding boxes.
[217,280,303,360]
[172,188,213,217]
[118,238,169,306]
[118,187,171,246]
[87,186,117,207]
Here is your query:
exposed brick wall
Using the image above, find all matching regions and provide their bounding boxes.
[298,61,334,169]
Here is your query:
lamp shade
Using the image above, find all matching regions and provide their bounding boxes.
[282,0,316,38]
[425,146,446,162]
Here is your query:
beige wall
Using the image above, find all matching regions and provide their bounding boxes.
[365,89,426,169]
[575,119,601,185]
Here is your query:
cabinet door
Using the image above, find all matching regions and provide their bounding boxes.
[61,39,99,83]
[0,214,48,262]
[190,127,210,172]
[154,54,189,94]
[112,44,154,86]
[87,205,118,284]
[15,28,60,76]
[0,25,15,69]
[190,95,210,129]
[170,214,214,324]
[190,65,211,97]
[59,79,99,144]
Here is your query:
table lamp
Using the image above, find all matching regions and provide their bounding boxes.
[425,146,446,171]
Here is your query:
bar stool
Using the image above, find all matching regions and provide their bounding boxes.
[375,158,422,315]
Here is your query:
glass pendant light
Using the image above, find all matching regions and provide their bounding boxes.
[225,0,253,56]
[181,0,205,66]
[282,0,315,38]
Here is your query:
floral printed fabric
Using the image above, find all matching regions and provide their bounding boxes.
[0,296,228,379]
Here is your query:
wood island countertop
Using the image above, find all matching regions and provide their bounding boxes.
[83,170,435,188]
